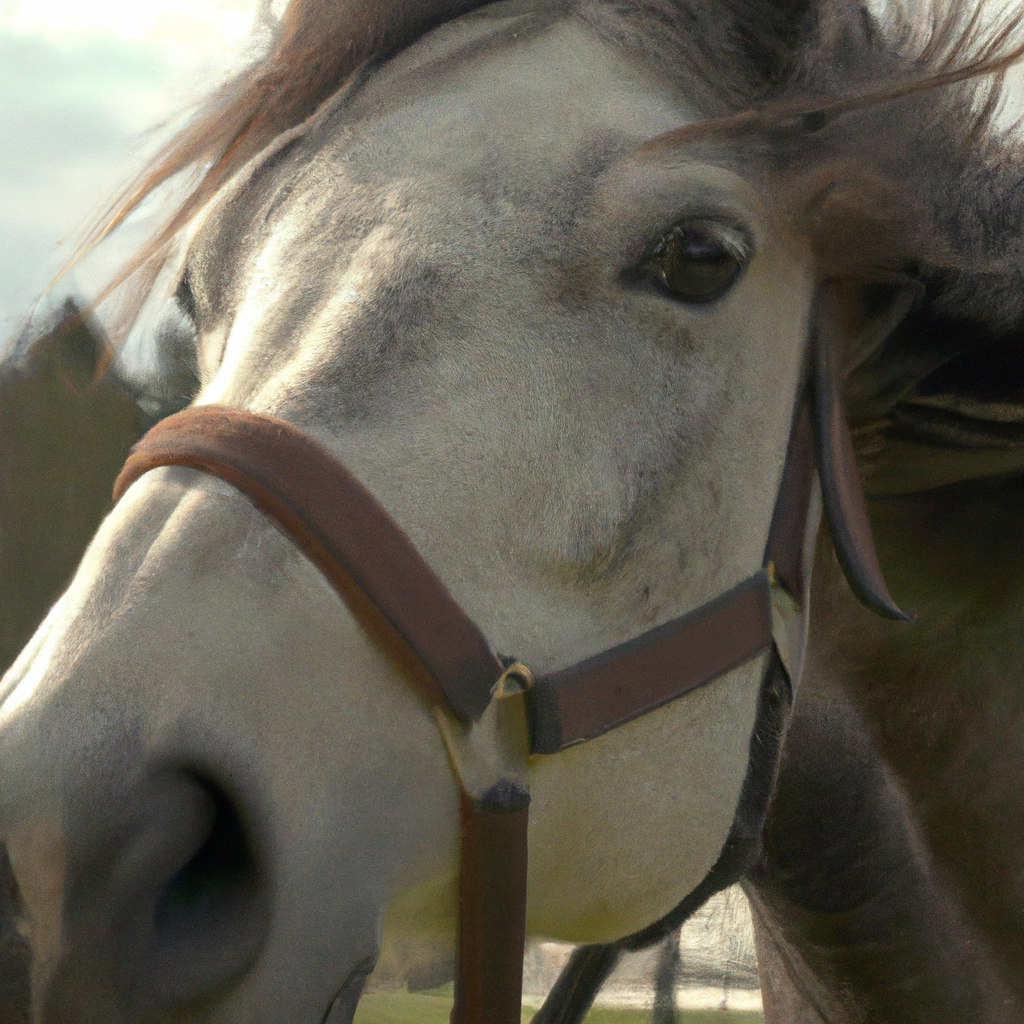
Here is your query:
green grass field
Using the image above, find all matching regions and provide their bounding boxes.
[354,992,763,1024]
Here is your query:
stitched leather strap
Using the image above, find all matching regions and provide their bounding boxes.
[113,406,504,723]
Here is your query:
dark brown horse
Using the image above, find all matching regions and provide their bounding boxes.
[750,352,1024,1022]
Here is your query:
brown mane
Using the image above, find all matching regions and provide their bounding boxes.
[69,0,1024,336]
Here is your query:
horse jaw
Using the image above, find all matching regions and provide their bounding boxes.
[0,5,814,1020]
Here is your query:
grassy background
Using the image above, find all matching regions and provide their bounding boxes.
[354,992,764,1024]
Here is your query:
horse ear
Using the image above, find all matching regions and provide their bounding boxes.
[0,302,147,673]
[813,280,919,621]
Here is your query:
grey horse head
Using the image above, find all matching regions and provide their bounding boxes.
[2,0,1024,1021]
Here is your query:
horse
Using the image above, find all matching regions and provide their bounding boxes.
[746,380,1024,1019]
[2,0,1024,1020]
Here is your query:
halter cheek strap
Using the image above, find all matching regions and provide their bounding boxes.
[814,284,911,621]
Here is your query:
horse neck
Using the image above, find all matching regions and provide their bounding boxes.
[788,479,1024,1011]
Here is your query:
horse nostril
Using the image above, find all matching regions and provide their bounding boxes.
[156,779,259,937]
[116,772,270,1009]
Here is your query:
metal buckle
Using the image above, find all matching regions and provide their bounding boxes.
[433,662,534,804]
[492,661,535,699]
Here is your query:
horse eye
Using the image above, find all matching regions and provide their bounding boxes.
[652,224,748,303]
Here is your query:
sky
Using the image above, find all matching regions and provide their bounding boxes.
[0,0,277,339]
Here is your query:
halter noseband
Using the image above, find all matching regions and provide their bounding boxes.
[110,283,904,1024]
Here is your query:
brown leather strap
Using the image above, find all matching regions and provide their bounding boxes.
[764,395,815,599]
[529,392,815,754]
[453,790,530,1024]
[113,406,504,723]
[813,286,911,621]
[529,572,772,753]
[113,405,797,750]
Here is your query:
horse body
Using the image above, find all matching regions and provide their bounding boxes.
[750,479,1024,1023]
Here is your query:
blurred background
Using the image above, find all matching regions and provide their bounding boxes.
[0,0,286,340]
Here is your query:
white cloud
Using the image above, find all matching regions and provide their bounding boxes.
[2,0,257,56]
[0,1,266,337]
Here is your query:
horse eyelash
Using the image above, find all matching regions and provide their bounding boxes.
[651,220,754,265]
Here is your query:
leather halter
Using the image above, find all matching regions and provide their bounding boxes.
[111,283,904,1024]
